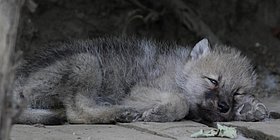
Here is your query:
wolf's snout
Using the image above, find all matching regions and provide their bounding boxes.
[218,101,230,113]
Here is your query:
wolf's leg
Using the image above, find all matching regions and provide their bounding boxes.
[12,90,66,124]
[14,109,66,124]
[56,53,109,124]
[233,94,268,121]
[14,53,106,124]
[64,91,124,124]
[63,88,147,123]
[121,86,189,122]
[59,53,126,123]
[12,62,69,124]
[70,86,190,123]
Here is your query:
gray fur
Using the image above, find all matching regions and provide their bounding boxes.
[190,38,210,60]
[13,37,267,124]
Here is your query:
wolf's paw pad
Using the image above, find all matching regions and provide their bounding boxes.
[234,98,268,121]
[253,103,268,120]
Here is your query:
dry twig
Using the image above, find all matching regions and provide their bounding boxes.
[0,0,24,139]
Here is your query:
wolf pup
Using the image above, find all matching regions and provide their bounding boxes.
[13,37,268,124]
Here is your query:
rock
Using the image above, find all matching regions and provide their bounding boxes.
[221,120,280,140]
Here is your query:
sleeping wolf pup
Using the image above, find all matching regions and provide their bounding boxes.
[14,37,268,124]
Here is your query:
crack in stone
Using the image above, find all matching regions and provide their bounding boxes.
[116,123,176,140]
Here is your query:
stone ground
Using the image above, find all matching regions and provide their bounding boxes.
[10,98,280,140]
[11,120,280,140]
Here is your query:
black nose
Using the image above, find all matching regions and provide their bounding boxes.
[218,101,230,113]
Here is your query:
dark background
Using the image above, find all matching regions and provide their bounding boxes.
[16,0,280,98]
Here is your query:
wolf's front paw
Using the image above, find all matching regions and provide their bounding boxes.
[139,104,173,122]
[115,108,142,123]
[234,95,268,121]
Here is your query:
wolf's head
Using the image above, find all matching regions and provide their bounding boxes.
[177,39,257,122]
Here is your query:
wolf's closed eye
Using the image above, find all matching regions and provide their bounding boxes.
[234,92,242,96]
[206,77,218,86]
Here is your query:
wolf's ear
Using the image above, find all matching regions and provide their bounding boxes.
[190,38,211,60]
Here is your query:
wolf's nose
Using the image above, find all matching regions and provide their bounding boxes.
[218,101,230,113]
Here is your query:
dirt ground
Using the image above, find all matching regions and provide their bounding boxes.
[16,0,280,97]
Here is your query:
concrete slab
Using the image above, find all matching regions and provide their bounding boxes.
[117,121,226,140]
[12,121,270,140]
[11,124,172,140]
[221,120,280,140]
[261,97,280,115]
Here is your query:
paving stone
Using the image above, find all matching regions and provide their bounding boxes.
[11,124,172,140]
[118,121,228,140]
[12,121,264,140]
[261,97,280,113]
[221,120,280,140]
[261,97,280,119]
